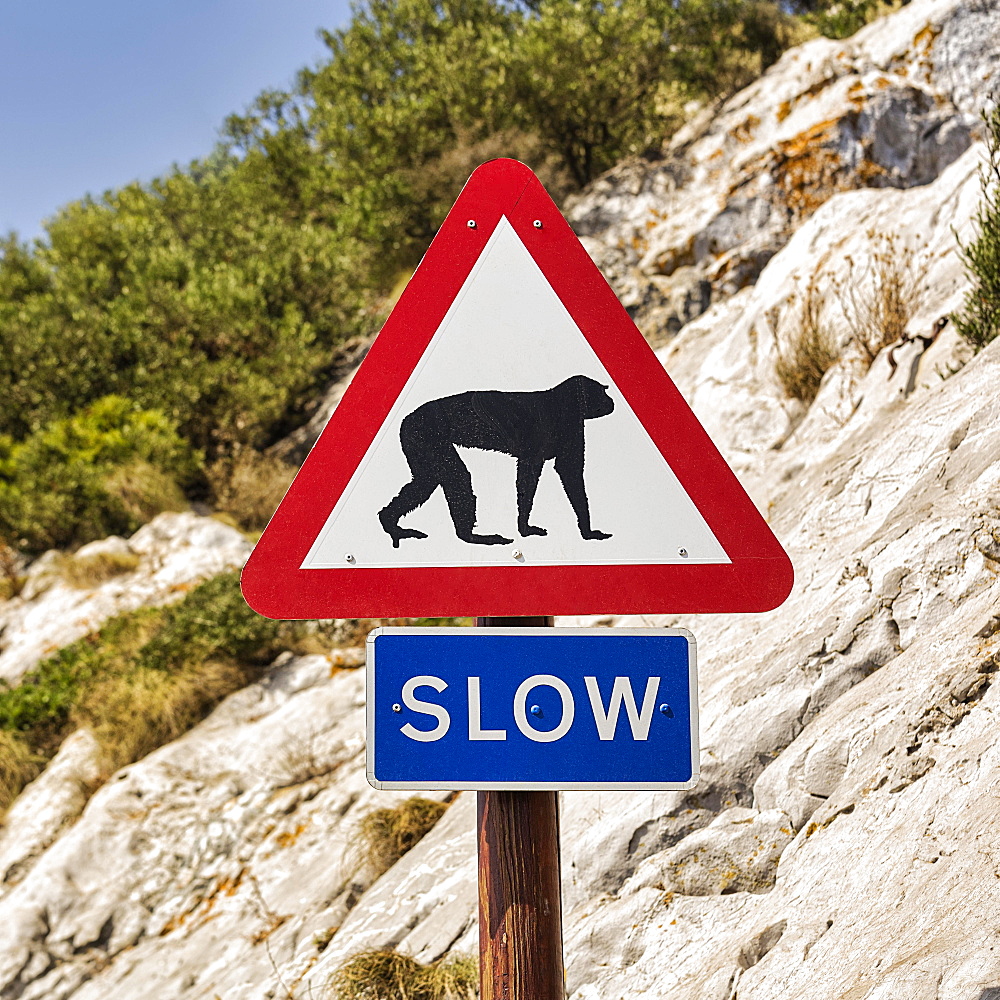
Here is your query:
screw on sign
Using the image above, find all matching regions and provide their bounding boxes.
[241,160,793,1000]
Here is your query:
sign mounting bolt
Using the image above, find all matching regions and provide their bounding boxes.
[678,548,688,558]
[530,704,543,717]
[467,219,477,229]
[533,219,543,229]
[659,703,673,717]
[392,703,402,713]
[345,553,356,564]
[512,549,524,561]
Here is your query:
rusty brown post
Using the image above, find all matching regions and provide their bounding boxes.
[476,615,564,1000]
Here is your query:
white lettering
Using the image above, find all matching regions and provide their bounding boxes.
[514,674,575,743]
[400,675,450,742]
[468,677,507,740]
[585,676,660,740]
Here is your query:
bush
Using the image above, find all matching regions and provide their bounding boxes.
[0,396,198,555]
[799,0,888,39]
[954,103,1000,351]
[358,797,450,878]
[0,571,283,807]
[329,949,477,1000]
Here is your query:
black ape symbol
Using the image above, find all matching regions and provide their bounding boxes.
[378,375,615,547]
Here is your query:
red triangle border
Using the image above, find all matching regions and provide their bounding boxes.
[242,159,793,619]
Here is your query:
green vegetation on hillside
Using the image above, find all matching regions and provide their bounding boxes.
[954,103,1000,350]
[1,0,872,556]
[0,571,283,813]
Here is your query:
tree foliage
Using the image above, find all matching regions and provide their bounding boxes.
[0,396,197,554]
[1,0,856,552]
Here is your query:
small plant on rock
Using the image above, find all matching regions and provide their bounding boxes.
[773,271,840,404]
[835,231,929,370]
[357,797,450,878]
[205,446,296,533]
[328,948,477,1000]
[954,102,1000,351]
[60,549,141,589]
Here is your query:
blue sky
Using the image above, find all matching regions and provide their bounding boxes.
[0,0,352,242]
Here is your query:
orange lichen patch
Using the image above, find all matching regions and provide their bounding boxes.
[708,147,725,161]
[913,23,940,54]
[765,115,890,217]
[776,100,793,123]
[159,868,247,936]
[729,114,761,145]
[274,821,309,849]
[903,22,940,82]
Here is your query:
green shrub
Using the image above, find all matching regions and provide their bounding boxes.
[800,0,888,39]
[0,396,198,555]
[0,571,282,806]
[329,949,477,1000]
[954,103,1000,351]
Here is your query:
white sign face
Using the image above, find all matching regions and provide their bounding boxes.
[302,217,730,570]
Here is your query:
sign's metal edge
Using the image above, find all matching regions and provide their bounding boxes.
[367,626,697,637]
[367,777,701,791]
[366,629,381,790]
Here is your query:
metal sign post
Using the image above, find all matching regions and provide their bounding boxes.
[476,615,563,1000]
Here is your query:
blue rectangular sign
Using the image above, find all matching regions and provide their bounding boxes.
[366,627,698,790]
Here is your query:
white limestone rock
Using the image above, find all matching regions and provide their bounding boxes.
[568,0,996,341]
[0,731,102,889]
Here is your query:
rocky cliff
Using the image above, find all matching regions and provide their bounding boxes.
[2,0,999,996]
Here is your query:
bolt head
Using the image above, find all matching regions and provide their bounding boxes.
[533,219,543,228]
[512,549,523,560]
[392,703,402,713]
[678,548,688,558]
[467,219,477,229]
[345,553,356,563]
[530,704,542,716]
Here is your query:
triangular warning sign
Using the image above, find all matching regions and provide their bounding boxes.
[242,159,792,619]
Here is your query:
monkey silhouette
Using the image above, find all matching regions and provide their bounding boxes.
[378,375,615,547]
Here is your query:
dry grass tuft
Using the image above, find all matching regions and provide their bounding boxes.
[835,231,929,370]
[357,797,449,878]
[61,549,141,589]
[0,731,43,817]
[0,543,25,601]
[74,659,248,775]
[773,271,840,404]
[103,459,189,524]
[328,948,477,1000]
[206,448,296,532]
